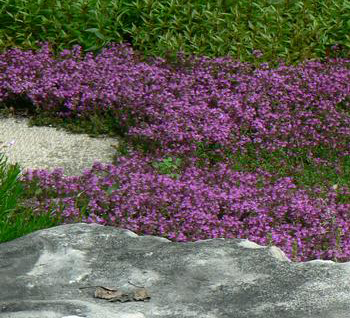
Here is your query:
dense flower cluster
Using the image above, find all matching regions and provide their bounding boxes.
[1,42,349,262]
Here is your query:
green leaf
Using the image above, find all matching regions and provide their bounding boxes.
[105,184,120,196]
[5,11,14,18]
[83,28,106,40]
[210,34,225,43]
[248,20,255,30]
[84,28,99,33]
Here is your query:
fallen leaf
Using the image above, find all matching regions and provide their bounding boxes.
[79,282,151,303]
[94,286,130,302]
[132,287,151,301]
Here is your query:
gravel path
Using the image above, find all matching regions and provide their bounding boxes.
[0,114,123,179]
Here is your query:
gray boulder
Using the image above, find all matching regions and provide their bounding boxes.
[1,222,350,318]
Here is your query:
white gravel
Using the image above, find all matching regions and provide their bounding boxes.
[0,114,123,180]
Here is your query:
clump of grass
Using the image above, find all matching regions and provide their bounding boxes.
[0,152,66,244]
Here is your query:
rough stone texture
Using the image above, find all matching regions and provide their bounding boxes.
[1,223,350,318]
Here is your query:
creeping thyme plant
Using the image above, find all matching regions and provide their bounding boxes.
[0,0,349,262]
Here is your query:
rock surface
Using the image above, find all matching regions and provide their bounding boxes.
[1,222,350,318]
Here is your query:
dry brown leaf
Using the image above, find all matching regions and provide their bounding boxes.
[94,286,131,302]
[132,288,151,301]
[79,281,151,302]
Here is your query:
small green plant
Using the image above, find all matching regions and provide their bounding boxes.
[0,152,65,244]
[151,156,183,180]
[0,151,26,224]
